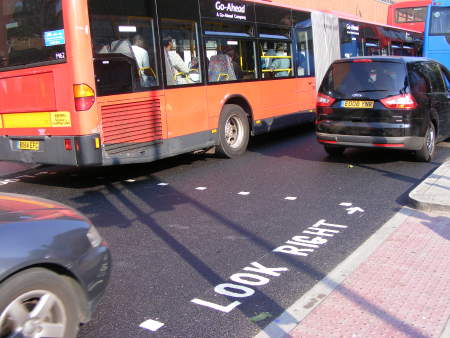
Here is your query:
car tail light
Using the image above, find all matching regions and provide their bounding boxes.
[317,93,336,107]
[352,59,373,63]
[380,93,417,109]
[74,84,95,111]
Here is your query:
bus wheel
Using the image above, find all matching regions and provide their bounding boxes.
[216,104,250,158]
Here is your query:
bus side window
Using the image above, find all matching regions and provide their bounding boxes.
[160,19,202,86]
[88,0,159,95]
[295,29,314,77]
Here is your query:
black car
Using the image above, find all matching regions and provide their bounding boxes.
[0,193,110,338]
[316,56,450,161]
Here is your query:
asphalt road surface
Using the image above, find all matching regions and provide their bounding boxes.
[1,126,449,337]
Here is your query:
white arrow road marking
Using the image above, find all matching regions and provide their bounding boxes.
[139,319,165,332]
[346,207,365,215]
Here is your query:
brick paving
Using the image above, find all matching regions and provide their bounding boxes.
[288,208,450,338]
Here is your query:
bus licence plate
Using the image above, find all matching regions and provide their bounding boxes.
[18,140,40,151]
[343,101,374,109]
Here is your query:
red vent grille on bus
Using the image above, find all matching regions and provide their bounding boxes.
[100,99,162,155]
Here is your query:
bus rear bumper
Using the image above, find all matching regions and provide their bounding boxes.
[0,134,102,166]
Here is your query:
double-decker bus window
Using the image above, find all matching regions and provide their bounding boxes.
[160,19,202,86]
[395,7,427,24]
[430,7,450,35]
[88,0,158,95]
[0,0,65,70]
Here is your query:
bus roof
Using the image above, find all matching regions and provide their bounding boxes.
[323,9,423,34]
[389,1,431,9]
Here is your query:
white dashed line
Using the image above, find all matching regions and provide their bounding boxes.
[238,192,250,196]
[284,197,297,201]
[196,187,207,191]
[157,183,169,186]
[126,179,136,183]
[139,319,165,332]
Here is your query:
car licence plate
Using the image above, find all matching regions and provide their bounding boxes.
[17,140,40,151]
[343,100,374,109]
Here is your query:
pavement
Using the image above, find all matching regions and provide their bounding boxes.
[0,161,39,178]
[257,157,450,338]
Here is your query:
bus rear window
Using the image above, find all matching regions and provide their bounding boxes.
[0,0,65,70]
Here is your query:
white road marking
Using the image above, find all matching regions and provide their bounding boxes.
[126,179,136,183]
[157,183,169,186]
[285,197,297,201]
[196,187,207,191]
[340,202,353,207]
[238,192,250,196]
[139,319,165,332]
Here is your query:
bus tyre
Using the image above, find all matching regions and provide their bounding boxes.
[415,122,436,162]
[216,104,250,158]
[0,268,81,338]
[323,144,345,157]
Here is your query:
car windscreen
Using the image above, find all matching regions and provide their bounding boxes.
[320,61,407,99]
[430,6,450,35]
[0,0,65,71]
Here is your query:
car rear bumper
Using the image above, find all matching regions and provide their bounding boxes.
[316,133,424,150]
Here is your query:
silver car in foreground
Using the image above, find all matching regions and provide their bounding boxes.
[0,193,111,338]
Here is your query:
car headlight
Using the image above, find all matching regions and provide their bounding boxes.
[86,226,103,248]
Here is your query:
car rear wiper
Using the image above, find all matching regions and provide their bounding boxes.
[356,89,389,93]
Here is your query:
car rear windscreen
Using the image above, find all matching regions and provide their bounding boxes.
[0,0,65,70]
[321,61,407,98]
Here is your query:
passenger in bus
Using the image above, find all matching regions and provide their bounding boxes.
[208,46,236,82]
[262,42,276,69]
[163,37,191,85]
[163,36,177,86]
[131,34,154,87]
[224,46,242,80]
[271,44,291,77]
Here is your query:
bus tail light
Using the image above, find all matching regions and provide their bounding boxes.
[380,93,417,109]
[74,84,95,111]
[317,93,336,107]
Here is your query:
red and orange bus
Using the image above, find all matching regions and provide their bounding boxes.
[387,0,431,32]
[0,0,422,166]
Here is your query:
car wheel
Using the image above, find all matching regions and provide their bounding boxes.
[0,268,81,338]
[415,122,436,162]
[216,104,250,158]
[324,144,346,157]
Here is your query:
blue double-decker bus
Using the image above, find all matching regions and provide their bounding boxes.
[424,1,450,68]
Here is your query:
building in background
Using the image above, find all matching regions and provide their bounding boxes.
[273,0,410,25]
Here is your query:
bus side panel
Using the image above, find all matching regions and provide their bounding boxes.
[205,82,260,129]
[164,86,208,138]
